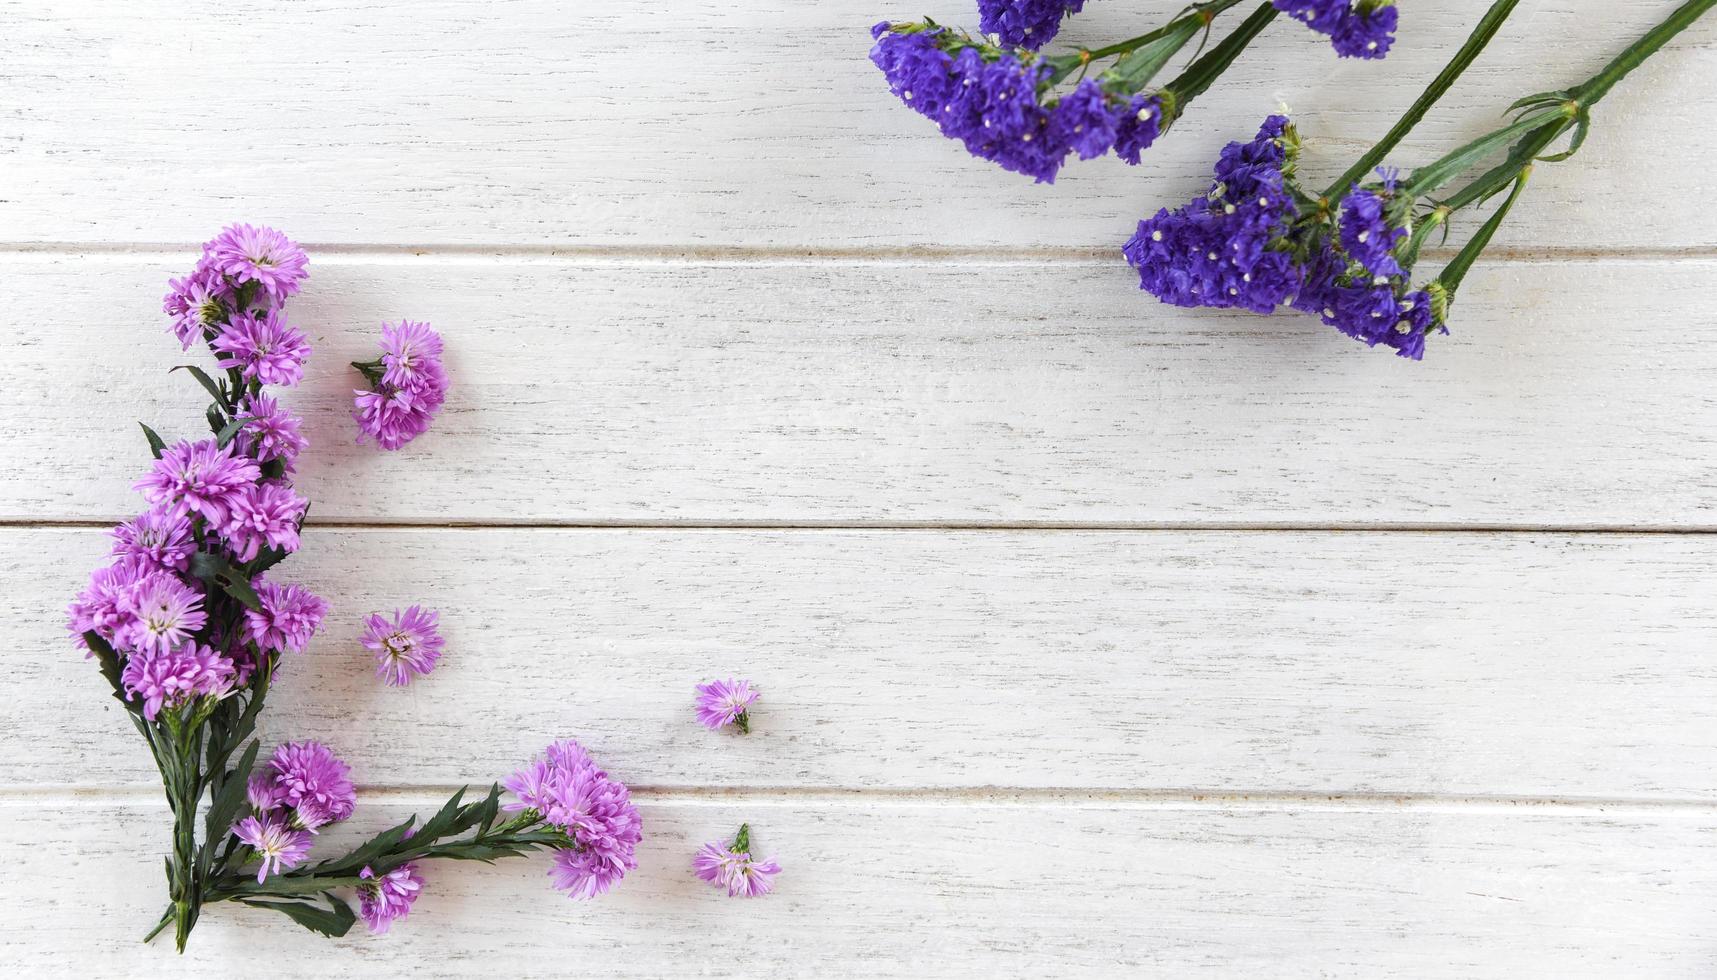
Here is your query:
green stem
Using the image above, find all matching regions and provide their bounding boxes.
[1571,0,1717,106]
[1079,0,1246,61]
[1434,165,1533,300]
[1162,3,1279,108]
[1324,0,1523,198]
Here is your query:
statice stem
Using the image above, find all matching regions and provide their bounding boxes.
[1571,0,1717,105]
[1079,0,1247,62]
[1324,0,1523,198]
[1163,3,1279,106]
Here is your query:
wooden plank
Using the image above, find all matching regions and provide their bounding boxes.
[14,527,1717,796]
[2,1,1713,250]
[4,255,1715,525]
[6,796,1715,976]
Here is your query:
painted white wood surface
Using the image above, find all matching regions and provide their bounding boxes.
[8,0,1717,973]
[1,1,1713,250]
[11,526,1717,797]
[5,255,1716,526]
[5,798,1717,978]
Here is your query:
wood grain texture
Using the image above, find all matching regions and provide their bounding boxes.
[2,1,1713,250]
[14,527,1717,796]
[5,797,1715,977]
[5,255,1716,526]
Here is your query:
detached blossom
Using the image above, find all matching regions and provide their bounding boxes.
[134,439,261,525]
[694,678,759,733]
[353,320,448,450]
[212,310,313,387]
[222,481,307,562]
[504,740,642,900]
[120,642,235,720]
[978,0,1085,50]
[362,605,446,687]
[378,320,447,390]
[111,507,195,574]
[232,813,313,883]
[693,825,781,898]
[204,224,309,302]
[359,863,425,933]
[120,571,207,655]
[244,577,329,654]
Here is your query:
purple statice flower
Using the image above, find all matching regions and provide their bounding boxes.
[67,558,149,651]
[120,642,235,720]
[362,605,446,687]
[212,310,313,387]
[504,740,642,900]
[1292,257,1437,358]
[358,863,425,933]
[1337,175,1406,278]
[134,439,261,526]
[978,0,1086,50]
[1123,115,1303,314]
[203,224,310,303]
[232,813,314,883]
[244,577,329,654]
[1272,0,1397,59]
[694,678,759,733]
[222,481,307,562]
[378,320,446,390]
[162,261,231,350]
[119,571,207,655]
[236,392,309,473]
[263,740,357,830]
[693,829,782,899]
[1112,94,1165,165]
[1052,79,1120,161]
[111,507,196,574]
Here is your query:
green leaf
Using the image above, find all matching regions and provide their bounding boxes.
[415,786,468,842]
[204,740,260,844]
[187,552,263,612]
[235,896,356,938]
[83,631,142,713]
[172,364,229,408]
[138,422,168,460]
[314,817,418,875]
[215,416,255,449]
[206,403,227,437]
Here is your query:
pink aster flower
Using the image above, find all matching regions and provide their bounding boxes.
[204,224,309,302]
[695,677,760,733]
[265,740,357,830]
[119,571,207,655]
[378,320,446,389]
[693,825,781,898]
[67,558,149,651]
[222,481,307,562]
[120,642,235,720]
[111,507,195,574]
[162,262,231,350]
[243,577,329,654]
[232,813,313,883]
[236,393,309,472]
[358,863,425,934]
[503,739,642,900]
[134,439,261,526]
[362,605,446,687]
[352,379,445,451]
[212,310,313,387]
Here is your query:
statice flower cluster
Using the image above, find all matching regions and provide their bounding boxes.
[232,741,358,882]
[1123,116,1440,358]
[362,605,446,687]
[978,0,1085,50]
[352,320,449,450]
[695,677,760,733]
[503,740,643,900]
[693,824,782,898]
[869,24,1164,183]
[1272,0,1398,59]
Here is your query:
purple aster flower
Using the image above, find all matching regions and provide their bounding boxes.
[162,261,231,350]
[978,0,1086,50]
[232,813,313,883]
[1272,0,1397,59]
[504,739,642,900]
[111,507,196,574]
[264,740,357,830]
[358,863,425,933]
[378,320,446,390]
[693,826,782,899]
[222,481,307,562]
[353,382,443,451]
[243,577,329,654]
[235,392,309,472]
[120,642,235,720]
[694,678,759,733]
[212,310,313,387]
[203,224,309,302]
[119,571,207,655]
[247,771,288,811]
[67,558,149,651]
[362,605,446,687]
[134,439,261,526]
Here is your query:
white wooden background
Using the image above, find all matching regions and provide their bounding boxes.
[4,0,1716,976]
